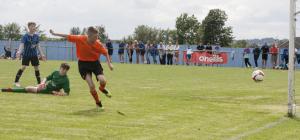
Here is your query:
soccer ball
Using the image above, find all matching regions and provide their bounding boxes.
[252,70,264,82]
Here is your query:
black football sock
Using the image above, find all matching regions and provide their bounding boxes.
[15,69,24,83]
[35,70,41,84]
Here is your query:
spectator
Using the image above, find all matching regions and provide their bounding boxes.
[296,48,300,64]
[243,47,252,68]
[205,44,212,66]
[13,48,18,60]
[282,48,289,70]
[166,42,174,65]
[174,41,180,65]
[252,45,261,68]
[231,50,235,61]
[196,42,205,66]
[145,42,151,64]
[205,43,212,54]
[4,46,12,59]
[186,45,193,66]
[106,39,113,62]
[261,43,269,69]
[158,42,166,65]
[133,40,140,64]
[197,42,205,51]
[270,43,279,69]
[214,44,221,67]
[138,41,146,64]
[151,43,158,64]
[118,41,125,63]
[214,44,221,54]
[127,41,134,64]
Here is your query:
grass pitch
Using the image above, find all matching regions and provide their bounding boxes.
[0,60,300,140]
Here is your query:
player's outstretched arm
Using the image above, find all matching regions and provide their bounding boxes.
[49,29,68,38]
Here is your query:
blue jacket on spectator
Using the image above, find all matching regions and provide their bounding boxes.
[150,44,158,56]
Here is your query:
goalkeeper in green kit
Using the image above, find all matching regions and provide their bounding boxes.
[1,63,70,96]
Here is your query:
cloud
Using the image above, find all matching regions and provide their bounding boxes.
[0,0,293,40]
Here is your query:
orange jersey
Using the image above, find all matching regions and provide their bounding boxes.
[67,35,108,61]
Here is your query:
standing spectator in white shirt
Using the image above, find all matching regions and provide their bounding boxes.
[166,42,174,65]
[186,45,193,65]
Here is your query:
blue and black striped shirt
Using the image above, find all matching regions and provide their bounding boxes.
[21,33,40,58]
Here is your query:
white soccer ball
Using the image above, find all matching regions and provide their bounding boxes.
[252,70,264,82]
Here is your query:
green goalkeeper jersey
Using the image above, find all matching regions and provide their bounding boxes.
[45,71,70,94]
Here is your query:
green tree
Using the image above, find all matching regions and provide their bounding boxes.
[123,35,134,43]
[202,9,234,47]
[0,25,4,40]
[231,40,248,48]
[133,25,178,44]
[70,27,81,35]
[4,22,22,40]
[133,25,150,43]
[133,25,160,43]
[157,29,177,44]
[95,25,108,42]
[176,13,201,44]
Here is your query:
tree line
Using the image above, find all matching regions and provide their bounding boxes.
[0,9,241,47]
[124,9,234,47]
[0,23,108,42]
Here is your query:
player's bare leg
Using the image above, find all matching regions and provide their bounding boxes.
[25,86,38,93]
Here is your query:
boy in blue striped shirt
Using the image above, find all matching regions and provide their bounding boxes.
[14,22,46,87]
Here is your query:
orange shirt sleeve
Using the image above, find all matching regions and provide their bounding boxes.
[96,41,108,55]
[67,35,84,43]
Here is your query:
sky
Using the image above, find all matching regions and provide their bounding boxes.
[0,0,296,40]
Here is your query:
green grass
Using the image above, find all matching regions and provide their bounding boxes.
[0,59,300,140]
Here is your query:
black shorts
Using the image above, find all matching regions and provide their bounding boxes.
[22,56,39,66]
[118,49,125,55]
[108,49,113,56]
[78,60,103,80]
[262,54,268,60]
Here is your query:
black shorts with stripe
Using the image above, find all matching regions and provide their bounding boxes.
[78,60,103,80]
[22,56,39,66]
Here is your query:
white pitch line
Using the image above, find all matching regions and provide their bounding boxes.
[228,117,288,140]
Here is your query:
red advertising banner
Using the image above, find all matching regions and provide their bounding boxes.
[183,51,228,64]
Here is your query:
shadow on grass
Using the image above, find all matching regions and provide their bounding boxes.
[287,116,300,121]
[71,109,127,117]
[71,108,104,117]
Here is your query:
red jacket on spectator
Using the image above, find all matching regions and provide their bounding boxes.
[270,44,279,54]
